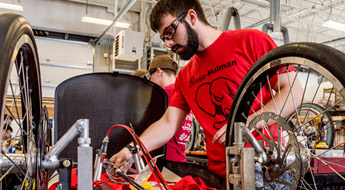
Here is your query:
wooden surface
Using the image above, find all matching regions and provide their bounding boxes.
[5,97,55,118]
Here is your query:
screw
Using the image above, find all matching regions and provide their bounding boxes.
[63,160,71,167]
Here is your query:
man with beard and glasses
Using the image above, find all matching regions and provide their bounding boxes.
[110,0,302,185]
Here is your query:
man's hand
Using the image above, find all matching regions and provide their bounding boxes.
[212,124,227,144]
[109,147,132,166]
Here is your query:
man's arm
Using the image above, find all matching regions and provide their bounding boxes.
[110,106,187,165]
[213,71,303,144]
[247,71,303,123]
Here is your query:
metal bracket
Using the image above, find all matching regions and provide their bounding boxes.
[41,119,92,190]
[227,122,255,190]
[58,158,72,190]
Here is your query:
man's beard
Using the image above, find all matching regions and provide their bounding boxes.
[172,21,199,60]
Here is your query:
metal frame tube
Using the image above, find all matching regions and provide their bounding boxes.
[262,23,289,44]
[271,0,281,32]
[238,123,268,163]
[93,0,137,46]
[42,119,89,169]
[221,7,241,31]
[234,122,244,147]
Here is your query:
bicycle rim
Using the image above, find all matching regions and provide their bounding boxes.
[0,13,43,190]
[227,42,345,189]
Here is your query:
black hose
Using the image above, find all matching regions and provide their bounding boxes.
[115,169,145,190]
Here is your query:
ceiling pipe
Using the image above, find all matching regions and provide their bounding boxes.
[91,0,137,46]
[323,37,345,45]
[262,23,289,44]
[221,7,241,31]
[270,0,281,32]
[245,17,270,29]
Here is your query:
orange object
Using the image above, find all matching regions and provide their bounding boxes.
[185,151,207,156]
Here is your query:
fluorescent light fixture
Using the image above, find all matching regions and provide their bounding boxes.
[322,20,345,32]
[0,2,23,11]
[81,15,131,29]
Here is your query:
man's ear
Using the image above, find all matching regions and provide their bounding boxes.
[157,68,164,76]
[187,9,198,26]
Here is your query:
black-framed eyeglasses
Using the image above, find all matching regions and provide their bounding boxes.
[160,12,187,41]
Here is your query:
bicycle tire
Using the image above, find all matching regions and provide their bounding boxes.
[226,42,345,189]
[286,103,335,148]
[0,13,42,190]
[185,117,197,151]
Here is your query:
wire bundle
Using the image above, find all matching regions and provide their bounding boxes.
[106,124,170,190]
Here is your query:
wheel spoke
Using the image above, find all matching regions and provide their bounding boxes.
[302,76,324,126]
[0,150,26,176]
[324,86,334,109]
[310,155,345,181]
[294,99,343,133]
[5,105,21,127]
[300,177,314,189]
[19,168,30,190]
[0,165,16,181]
[266,75,278,114]
[298,69,311,117]
[9,79,22,126]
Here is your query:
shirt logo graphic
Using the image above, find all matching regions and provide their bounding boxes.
[195,77,239,129]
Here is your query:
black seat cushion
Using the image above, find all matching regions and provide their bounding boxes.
[54,72,168,162]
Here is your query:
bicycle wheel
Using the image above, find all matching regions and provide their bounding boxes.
[226,42,345,189]
[286,103,335,149]
[185,116,197,151]
[0,13,44,189]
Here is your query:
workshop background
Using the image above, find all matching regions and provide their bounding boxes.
[1,0,344,99]
[1,0,345,189]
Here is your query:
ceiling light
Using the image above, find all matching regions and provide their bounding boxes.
[322,20,345,32]
[0,2,23,11]
[81,15,131,29]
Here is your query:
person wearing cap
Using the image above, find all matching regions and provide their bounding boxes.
[147,55,193,162]
[131,59,193,162]
[110,0,302,181]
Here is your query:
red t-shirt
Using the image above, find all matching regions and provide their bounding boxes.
[164,84,193,162]
[170,29,278,177]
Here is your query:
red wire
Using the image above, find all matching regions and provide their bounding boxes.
[106,124,170,190]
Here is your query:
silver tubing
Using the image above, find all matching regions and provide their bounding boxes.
[238,123,268,163]
[0,154,25,173]
[132,152,144,173]
[78,146,93,190]
[234,122,244,147]
[78,119,91,147]
[93,0,137,45]
[78,119,92,190]
[42,119,89,169]
[271,0,281,32]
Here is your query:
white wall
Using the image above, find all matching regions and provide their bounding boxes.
[13,0,140,36]
[1,0,148,97]
[36,38,94,97]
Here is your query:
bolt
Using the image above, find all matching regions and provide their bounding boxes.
[63,160,71,167]
[257,157,263,163]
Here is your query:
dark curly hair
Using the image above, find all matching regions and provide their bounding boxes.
[149,0,210,32]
